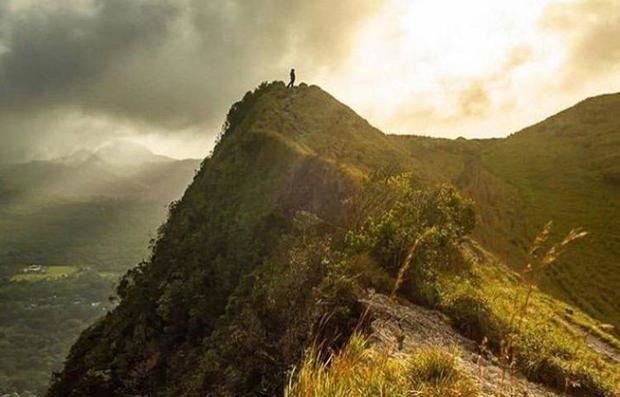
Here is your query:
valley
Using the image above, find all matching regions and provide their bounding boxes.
[0,142,199,395]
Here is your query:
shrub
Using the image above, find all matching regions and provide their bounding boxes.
[344,175,475,287]
[341,175,619,396]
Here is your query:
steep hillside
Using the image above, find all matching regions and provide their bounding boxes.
[390,93,620,331]
[47,83,619,397]
[480,94,620,326]
[46,83,356,396]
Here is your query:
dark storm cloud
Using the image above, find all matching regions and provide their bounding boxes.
[0,0,381,131]
[0,109,127,162]
[1,0,179,119]
[0,0,182,161]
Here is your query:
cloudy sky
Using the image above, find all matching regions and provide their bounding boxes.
[0,0,619,161]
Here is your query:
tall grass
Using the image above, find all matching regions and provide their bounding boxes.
[499,222,595,389]
[287,225,619,397]
[390,226,437,298]
[447,225,620,397]
[499,221,605,394]
[288,218,479,397]
[509,221,588,329]
[285,335,478,397]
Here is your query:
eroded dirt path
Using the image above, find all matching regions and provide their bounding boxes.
[362,293,561,397]
[558,316,620,365]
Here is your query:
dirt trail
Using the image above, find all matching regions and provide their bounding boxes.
[559,316,620,365]
[362,293,562,397]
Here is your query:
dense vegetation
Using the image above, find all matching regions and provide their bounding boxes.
[324,174,617,396]
[47,83,619,397]
[0,270,116,395]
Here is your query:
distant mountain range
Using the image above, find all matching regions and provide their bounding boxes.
[0,141,201,271]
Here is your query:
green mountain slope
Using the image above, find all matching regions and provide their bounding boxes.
[479,95,620,325]
[46,83,619,397]
[390,93,620,330]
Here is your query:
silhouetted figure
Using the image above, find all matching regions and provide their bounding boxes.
[287,68,296,88]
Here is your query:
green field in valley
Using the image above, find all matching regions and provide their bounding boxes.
[10,266,79,282]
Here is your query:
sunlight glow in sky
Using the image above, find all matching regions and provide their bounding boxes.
[141,0,620,158]
[1,0,619,160]
[313,0,619,140]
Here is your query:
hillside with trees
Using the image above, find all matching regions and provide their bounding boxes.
[46,83,619,397]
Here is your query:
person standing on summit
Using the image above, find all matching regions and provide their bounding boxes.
[287,68,296,88]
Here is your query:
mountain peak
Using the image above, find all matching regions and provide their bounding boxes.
[95,140,173,165]
[221,82,372,138]
[55,140,173,167]
[214,81,404,175]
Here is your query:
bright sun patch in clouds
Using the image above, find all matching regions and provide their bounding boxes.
[317,0,620,138]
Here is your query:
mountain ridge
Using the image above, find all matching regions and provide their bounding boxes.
[46,82,620,397]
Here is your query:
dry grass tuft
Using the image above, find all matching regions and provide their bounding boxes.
[285,335,478,397]
[409,348,479,397]
[390,226,437,299]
